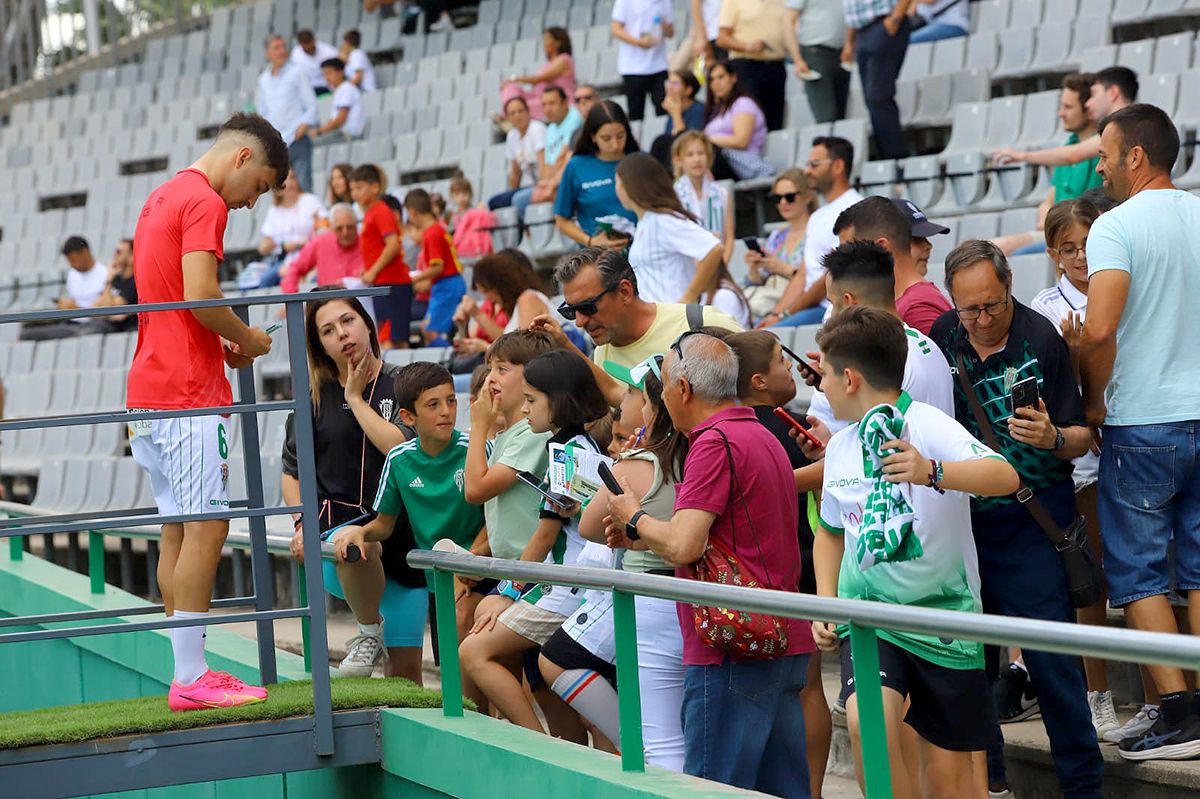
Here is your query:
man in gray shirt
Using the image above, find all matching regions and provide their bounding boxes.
[783,0,850,123]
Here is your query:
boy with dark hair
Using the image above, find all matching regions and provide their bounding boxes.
[351,165,411,348]
[341,29,377,91]
[812,306,1019,798]
[405,188,466,344]
[312,57,365,140]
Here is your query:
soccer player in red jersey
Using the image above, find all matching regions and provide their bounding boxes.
[126,113,288,711]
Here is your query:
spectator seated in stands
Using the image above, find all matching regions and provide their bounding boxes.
[242,168,326,289]
[340,29,377,92]
[447,174,496,259]
[530,87,580,205]
[487,97,547,236]
[405,189,466,346]
[891,196,950,278]
[282,204,364,293]
[742,167,817,320]
[572,84,598,130]
[703,60,774,180]
[309,59,367,143]
[611,0,675,121]
[783,0,851,124]
[993,73,1104,256]
[649,69,705,168]
[291,29,340,95]
[716,0,789,131]
[554,100,640,250]
[499,27,576,123]
[672,131,734,266]
[257,34,319,192]
[452,248,555,368]
[21,235,108,340]
[88,237,138,334]
[908,0,970,44]
[324,162,355,208]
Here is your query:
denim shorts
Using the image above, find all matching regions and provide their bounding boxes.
[1098,421,1200,607]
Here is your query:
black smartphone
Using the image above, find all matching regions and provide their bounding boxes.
[742,236,765,255]
[515,471,576,510]
[780,342,821,386]
[598,461,623,495]
[1009,376,1039,414]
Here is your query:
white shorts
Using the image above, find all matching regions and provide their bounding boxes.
[129,412,230,517]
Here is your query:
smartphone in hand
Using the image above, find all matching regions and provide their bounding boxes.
[773,407,824,450]
[598,461,623,495]
[515,471,576,510]
[742,236,765,255]
[1009,376,1039,415]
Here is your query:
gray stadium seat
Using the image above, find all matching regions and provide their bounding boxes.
[899,156,945,208]
[1010,253,1056,305]
[928,152,988,215]
[931,37,966,75]
[974,0,1012,31]
[984,95,1024,150]
[900,43,934,82]
[965,33,999,72]
[1139,73,1180,116]
[941,102,989,155]
[1077,45,1118,73]
[1175,68,1200,126]
[1116,39,1156,77]
[994,27,1037,79]
[32,459,66,508]
[957,213,999,242]
[1152,32,1194,73]
[1112,0,1151,22]
[1015,90,1065,150]
[859,160,900,195]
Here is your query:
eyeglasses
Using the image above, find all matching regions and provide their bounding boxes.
[670,329,706,361]
[767,191,799,204]
[557,286,615,320]
[954,292,1011,321]
[805,158,832,169]
[1052,242,1087,261]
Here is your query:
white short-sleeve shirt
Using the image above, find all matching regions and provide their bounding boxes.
[67,261,108,309]
[290,41,340,90]
[803,188,863,306]
[331,81,366,137]
[345,48,377,92]
[612,0,674,76]
[627,211,721,303]
[505,121,547,187]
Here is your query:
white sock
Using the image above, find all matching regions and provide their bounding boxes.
[171,610,210,685]
[358,621,382,637]
[1010,659,1028,674]
[551,669,621,746]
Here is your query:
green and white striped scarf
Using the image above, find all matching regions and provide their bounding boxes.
[855,401,923,571]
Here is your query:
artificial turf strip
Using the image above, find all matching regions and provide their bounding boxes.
[0,677,473,750]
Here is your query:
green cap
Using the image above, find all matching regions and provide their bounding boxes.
[603,359,643,390]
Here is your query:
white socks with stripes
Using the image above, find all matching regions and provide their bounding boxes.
[550,669,621,746]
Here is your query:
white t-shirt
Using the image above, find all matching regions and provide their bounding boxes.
[290,41,340,90]
[803,188,863,306]
[628,211,721,303]
[821,398,1003,669]
[809,324,954,434]
[67,261,108,309]
[345,48,377,92]
[1031,275,1098,489]
[701,0,722,40]
[506,121,547,187]
[331,81,366,137]
[711,283,751,328]
[558,541,620,661]
[612,0,674,76]
[261,193,327,255]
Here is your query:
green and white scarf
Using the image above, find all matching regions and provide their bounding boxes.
[855,399,923,571]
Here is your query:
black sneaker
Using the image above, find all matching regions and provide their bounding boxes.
[994,663,1040,723]
[1118,713,1200,761]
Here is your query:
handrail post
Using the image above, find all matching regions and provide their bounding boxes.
[612,589,644,772]
[233,311,279,686]
[8,534,22,562]
[432,568,463,717]
[88,531,105,594]
[297,563,312,674]
[849,623,893,799]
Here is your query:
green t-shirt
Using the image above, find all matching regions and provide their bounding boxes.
[484,419,552,560]
[1050,132,1102,202]
[375,430,484,587]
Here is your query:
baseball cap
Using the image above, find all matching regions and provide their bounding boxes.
[890,198,950,238]
[603,355,664,390]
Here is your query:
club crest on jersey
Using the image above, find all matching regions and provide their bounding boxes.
[379,399,394,420]
[220,462,229,490]
[454,468,465,492]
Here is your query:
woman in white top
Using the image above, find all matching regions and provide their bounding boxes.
[256,168,327,287]
[615,152,723,304]
[452,249,553,358]
[672,130,734,266]
[1030,197,1118,735]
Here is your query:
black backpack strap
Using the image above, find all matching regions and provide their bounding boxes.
[685,303,705,330]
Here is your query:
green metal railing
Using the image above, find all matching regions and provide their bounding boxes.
[409,549,1200,798]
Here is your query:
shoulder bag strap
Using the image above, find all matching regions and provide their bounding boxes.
[685,303,705,330]
[952,351,1070,548]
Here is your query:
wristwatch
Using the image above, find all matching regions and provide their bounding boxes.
[1052,426,1066,452]
[625,510,647,541]
[496,580,522,601]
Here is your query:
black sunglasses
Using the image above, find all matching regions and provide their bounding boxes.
[767,191,799,204]
[557,286,615,320]
[670,329,707,361]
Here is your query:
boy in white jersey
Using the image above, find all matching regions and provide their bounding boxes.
[811,306,1019,798]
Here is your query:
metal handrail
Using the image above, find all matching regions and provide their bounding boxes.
[408,549,1200,798]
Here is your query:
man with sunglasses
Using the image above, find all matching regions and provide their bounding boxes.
[929,239,1102,799]
[542,248,742,407]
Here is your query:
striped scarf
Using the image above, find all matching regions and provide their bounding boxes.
[855,403,923,571]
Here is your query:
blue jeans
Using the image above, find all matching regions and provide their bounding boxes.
[769,305,827,328]
[487,186,535,240]
[973,479,1102,798]
[1013,241,1046,256]
[682,654,811,798]
[909,21,968,44]
[856,16,911,159]
[289,135,314,194]
[1099,421,1200,607]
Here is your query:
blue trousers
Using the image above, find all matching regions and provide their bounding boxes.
[973,479,1103,798]
[855,16,911,159]
[909,21,968,45]
[682,654,811,798]
[289,135,314,195]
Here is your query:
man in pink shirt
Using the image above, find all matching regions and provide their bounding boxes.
[833,195,952,336]
[281,203,363,292]
[607,332,815,796]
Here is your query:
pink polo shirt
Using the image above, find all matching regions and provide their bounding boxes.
[281,229,363,293]
[673,405,816,666]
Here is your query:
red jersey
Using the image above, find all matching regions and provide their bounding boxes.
[419,222,463,282]
[360,200,409,285]
[127,169,231,410]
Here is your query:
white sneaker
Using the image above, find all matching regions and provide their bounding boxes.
[339,626,387,677]
[428,13,453,31]
[1103,703,1160,744]
[1088,690,1120,738]
[988,790,1013,799]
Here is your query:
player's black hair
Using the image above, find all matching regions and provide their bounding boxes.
[823,240,896,310]
[217,113,290,190]
[61,236,90,255]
